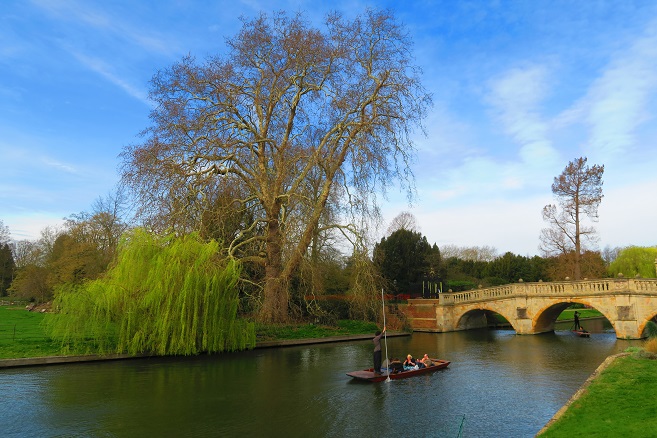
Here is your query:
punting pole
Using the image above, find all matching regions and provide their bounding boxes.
[381,288,391,382]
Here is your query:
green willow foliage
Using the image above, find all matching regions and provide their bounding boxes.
[46,229,255,356]
[608,246,657,278]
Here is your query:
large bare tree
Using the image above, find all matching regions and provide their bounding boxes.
[121,10,431,322]
[440,245,498,262]
[540,157,604,280]
[0,220,10,245]
[386,211,419,235]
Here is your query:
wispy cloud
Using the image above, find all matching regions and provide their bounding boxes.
[3,213,65,241]
[68,49,150,104]
[487,64,559,167]
[40,156,79,175]
[28,0,171,104]
[2,140,81,176]
[420,64,560,205]
[30,0,177,55]
[560,18,657,161]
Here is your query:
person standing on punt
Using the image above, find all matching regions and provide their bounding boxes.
[372,327,386,375]
[574,311,581,330]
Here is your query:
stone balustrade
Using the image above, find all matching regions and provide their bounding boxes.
[439,278,657,306]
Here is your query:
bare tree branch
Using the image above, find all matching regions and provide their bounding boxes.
[121,10,430,322]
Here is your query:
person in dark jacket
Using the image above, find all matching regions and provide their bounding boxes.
[372,327,386,374]
[403,354,418,371]
[389,358,404,373]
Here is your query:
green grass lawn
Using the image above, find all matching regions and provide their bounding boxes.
[254,319,379,341]
[556,308,603,321]
[539,354,657,436]
[0,306,62,359]
[489,308,603,324]
[1,305,380,359]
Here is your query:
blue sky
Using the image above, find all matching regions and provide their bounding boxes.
[2,0,656,256]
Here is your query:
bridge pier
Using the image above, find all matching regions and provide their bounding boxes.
[614,320,641,340]
[513,319,537,336]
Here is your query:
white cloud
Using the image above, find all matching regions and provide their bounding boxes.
[30,0,176,55]
[40,156,79,175]
[381,193,552,256]
[560,18,657,161]
[29,0,172,104]
[68,50,150,104]
[1,139,81,177]
[414,102,481,161]
[486,64,559,168]
[410,63,564,210]
[4,214,65,241]
[597,177,657,249]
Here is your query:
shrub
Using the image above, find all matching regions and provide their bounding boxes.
[644,337,657,354]
[482,277,507,287]
[445,280,477,292]
[569,303,587,309]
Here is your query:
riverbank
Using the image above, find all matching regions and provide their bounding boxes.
[538,352,657,436]
[0,332,410,369]
[1,305,405,361]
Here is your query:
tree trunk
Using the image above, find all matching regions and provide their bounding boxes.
[574,200,581,281]
[260,214,289,323]
[261,273,289,323]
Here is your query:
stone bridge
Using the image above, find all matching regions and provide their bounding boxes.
[402,278,657,339]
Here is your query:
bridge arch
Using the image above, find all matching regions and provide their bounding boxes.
[456,306,516,332]
[533,300,616,335]
[638,313,657,338]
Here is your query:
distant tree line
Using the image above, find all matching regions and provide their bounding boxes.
[2,190,130,303]
[372,229,654,296]
[2,210,656,306]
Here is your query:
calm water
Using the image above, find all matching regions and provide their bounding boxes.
[0,323,637,437]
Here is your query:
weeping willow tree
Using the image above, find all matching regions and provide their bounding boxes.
[46,229,255,355]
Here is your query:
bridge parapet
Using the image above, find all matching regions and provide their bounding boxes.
[439,278,657,305]
[633,279,657,292]
[439,285,514,305]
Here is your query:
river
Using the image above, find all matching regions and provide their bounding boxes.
[0,321,638,437]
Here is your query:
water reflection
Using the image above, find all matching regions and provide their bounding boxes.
[0,329,640,437]
[555,317,612,334]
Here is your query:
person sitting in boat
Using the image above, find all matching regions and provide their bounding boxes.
[403,354,418,371]
[421,354,434,367]
[389,358,404,374]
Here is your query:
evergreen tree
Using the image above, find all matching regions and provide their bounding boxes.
[0,243,15,297]
[373,229,433,293]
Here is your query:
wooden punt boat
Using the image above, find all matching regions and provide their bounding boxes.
[572,329,590,337]
[346,359,450,382]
